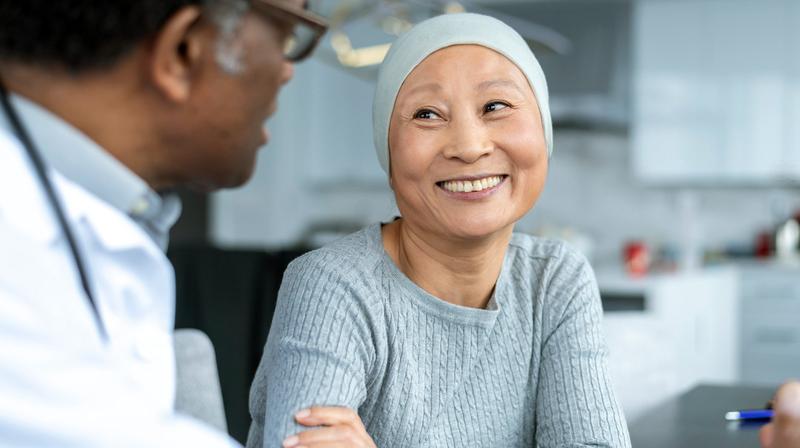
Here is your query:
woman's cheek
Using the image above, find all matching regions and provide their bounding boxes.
[400,134,436,176]
[502,122,546,167]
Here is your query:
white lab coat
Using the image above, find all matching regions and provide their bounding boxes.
[0,129,238,446]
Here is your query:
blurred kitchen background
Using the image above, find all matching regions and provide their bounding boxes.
[168,0,800,443]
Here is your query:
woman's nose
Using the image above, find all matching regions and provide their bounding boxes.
[443,116,493,163]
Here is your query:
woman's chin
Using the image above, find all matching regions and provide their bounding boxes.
[441,217,515,241]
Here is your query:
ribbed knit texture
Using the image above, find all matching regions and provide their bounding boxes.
[247,223,630,448]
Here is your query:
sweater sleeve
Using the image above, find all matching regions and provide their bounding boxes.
[251,252,377,448]
[534,256,631,448]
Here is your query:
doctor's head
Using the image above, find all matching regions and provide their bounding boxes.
[0,0,326,190]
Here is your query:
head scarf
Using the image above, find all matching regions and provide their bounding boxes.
[372,12,553,176]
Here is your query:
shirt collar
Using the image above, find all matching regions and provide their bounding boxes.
[0,94,181,250]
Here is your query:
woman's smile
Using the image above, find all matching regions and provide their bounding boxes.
[436,174,508,199]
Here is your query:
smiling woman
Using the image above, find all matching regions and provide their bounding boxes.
[248,13,631,448]
[386,44,547,246]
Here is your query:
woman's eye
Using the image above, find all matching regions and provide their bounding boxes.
[414,109,440,120]
[484,101,510,113]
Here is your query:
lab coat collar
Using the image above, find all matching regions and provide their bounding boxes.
[0,94,181,250]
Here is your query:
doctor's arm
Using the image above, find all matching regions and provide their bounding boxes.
[761,382,800,448]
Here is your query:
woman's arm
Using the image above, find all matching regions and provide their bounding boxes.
[535,260,631,448]
[250,253,378,448]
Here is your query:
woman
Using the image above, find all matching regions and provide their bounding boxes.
[248,13,630,448]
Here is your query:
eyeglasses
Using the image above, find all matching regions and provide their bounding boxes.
[250,0,329,62]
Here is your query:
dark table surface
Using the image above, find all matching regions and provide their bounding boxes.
[629,384,776,448]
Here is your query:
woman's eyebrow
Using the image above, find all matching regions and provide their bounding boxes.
[476,79,524,94]
[403,82,442,98]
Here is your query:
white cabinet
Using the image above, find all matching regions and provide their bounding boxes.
[632,0,800,184]
[598,267,739,421]
[597,261,800,419]
[738,263,800,385]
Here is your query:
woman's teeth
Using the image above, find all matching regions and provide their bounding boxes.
[440,176,504,193]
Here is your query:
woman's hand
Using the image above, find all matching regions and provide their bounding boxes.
[760,382,800,448]
[282,406,377,448]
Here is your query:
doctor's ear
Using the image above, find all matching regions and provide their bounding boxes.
[147,6,207,103]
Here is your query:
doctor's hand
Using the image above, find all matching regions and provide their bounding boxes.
[283,406,377,448]
[760,382,800,448]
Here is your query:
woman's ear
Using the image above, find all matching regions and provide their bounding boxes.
[146,6,207,103]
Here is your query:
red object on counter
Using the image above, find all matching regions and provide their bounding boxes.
[624,241,650,277]
[755,230,772,258]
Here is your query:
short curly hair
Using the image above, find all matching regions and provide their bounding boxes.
[0,0,246,72]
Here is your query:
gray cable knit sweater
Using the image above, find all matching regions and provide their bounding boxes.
[247,223,631,448]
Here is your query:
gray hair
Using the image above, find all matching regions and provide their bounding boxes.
[206,0,250,73]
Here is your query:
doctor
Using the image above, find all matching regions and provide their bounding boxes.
[0,0,358,446]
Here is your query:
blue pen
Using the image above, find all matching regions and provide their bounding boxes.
[724,409,774,421]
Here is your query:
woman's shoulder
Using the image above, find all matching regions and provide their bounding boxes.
[508,232,595,288]
[509,232,588,265]
[283,224,384,299]
[507,234,601,327]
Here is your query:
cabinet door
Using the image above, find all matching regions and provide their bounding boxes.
[741,316,800,385]
[711,0,790,180]
[739,268,800,385]
[633,0,793,183]
[785,0,800,178]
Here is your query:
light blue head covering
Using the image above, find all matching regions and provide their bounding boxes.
[372,12,553,176]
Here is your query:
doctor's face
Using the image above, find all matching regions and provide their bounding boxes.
[178,0,299,190]
[387,44,548,241]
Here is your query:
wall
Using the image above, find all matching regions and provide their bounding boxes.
[211,58,396,248]
[520,131,800,263]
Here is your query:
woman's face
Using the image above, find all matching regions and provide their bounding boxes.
[388,44,548,241]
